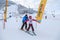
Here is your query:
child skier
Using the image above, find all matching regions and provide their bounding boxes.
[26,16,39,32]
[20,14,28,30]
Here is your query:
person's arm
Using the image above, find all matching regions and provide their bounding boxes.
[25,19,29,22]
[32,19,37,21]
[32,19,40,23]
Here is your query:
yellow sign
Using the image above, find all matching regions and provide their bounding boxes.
[36,0,47,23]
[4,0,8,22]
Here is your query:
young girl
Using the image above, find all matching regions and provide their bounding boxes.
[26,16,39,32]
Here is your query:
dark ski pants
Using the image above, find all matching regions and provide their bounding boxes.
[27,24,34,31]
[21,22,27,30]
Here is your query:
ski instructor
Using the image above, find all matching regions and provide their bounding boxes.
[20,14,28,30]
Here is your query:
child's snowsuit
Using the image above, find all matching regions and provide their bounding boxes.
[27,16,37,31]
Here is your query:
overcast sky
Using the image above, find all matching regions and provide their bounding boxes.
[10,0,60,14]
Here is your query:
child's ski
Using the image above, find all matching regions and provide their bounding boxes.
[20,29,34,36]
[32,31,37,36]
[25,31,34,36]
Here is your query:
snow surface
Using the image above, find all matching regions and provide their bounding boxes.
[0,13,60,40]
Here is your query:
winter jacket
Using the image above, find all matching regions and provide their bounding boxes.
[22,15,28,23]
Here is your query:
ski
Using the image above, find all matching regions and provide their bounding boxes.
[32,31,37,36]
[25,31,34,36]
[20,29,34,36]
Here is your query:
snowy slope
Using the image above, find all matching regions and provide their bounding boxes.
[0,0,60,40]
[10,0,60,15]
[0,13,60,40]
[0,4,37,20]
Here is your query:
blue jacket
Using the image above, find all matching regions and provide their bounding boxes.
[22,15,28,23]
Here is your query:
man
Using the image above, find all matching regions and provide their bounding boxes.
[20,14,28,30]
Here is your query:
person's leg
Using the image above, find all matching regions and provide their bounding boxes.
[25,22,27,30]
[21,22,25,30]
[31,24,34,31]
[27,24,30,31]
